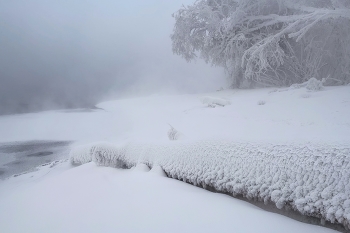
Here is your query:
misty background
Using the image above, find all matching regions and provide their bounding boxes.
[0,0,225,115]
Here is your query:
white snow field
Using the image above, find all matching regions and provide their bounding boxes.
[0,161,338,233]
[1,85,350,232]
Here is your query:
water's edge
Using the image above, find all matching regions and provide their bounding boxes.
[181,179,348,233]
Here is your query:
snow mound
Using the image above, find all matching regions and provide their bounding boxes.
[150,165,167,177]
[134,163,150,172]
[200,96,231,107]
[290,77,324,91]
[70,140,350,228]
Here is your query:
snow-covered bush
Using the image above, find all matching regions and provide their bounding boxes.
[290,78,324,91]
[305,78,324,91]
[70,142,128,168]
[70,140,350,229]
[70,144,96,165]
[200,96,231,107]
[167,124,183,141]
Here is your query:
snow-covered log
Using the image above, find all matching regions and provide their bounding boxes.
[70,140,350,229]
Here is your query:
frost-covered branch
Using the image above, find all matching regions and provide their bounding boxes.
[171,0,350,87]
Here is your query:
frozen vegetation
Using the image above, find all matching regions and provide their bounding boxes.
[167,124,184,141]
[70,140,350,229]
[0,160,336,233]
[172,0,350,88]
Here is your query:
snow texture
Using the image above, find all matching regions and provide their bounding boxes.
[70,140,350,229]
[200,96,231,107]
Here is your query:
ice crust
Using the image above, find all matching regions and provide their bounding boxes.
[70,140,350,228]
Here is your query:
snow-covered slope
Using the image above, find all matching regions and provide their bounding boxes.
[1,86,349,144]
[97,86,350,144]
[1,85,350,232]
[71,85,350,229]
[0,161,338,233]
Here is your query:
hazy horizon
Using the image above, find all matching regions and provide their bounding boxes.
[0,0,226,115]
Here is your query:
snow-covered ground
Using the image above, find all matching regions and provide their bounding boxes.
[0,86,349,232]
[1,86,349,144]
[0,161,338,233]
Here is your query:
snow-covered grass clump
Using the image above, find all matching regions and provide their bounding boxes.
[290,77,324,91]
[70,142,128,168]
[200,96,231,107]
[167,124,183,141]
[70,140,350,229]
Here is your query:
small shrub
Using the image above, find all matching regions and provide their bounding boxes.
[168,124,182,140]
[258,100,266,105]
[289,77,324,91]
[306,77,324,91]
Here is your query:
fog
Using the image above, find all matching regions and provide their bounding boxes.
[0,0,225,115]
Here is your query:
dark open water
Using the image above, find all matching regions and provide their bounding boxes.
[0,140,72,179]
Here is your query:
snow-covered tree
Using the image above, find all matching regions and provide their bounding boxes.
[171,0,350,87]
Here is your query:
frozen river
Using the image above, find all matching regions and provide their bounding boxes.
[0,140,71,179]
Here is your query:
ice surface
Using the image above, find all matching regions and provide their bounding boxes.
[0,141,71,179]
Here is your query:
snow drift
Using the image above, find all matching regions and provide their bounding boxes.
[200,96,231,107]
[70,140,350,229]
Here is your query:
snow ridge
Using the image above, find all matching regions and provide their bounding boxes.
[70,140,350,229]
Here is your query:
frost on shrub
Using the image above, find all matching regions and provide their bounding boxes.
[70,142,128,168]
[69,144,96,165]
[167,124,183,141]
[70,140,350,229]
[306,77,324,91]
[290,78,324,91]
[200,96,231,107]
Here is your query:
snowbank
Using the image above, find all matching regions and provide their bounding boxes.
[200,96,231,107]
[290,77,324,91]
[70,140,350,229]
